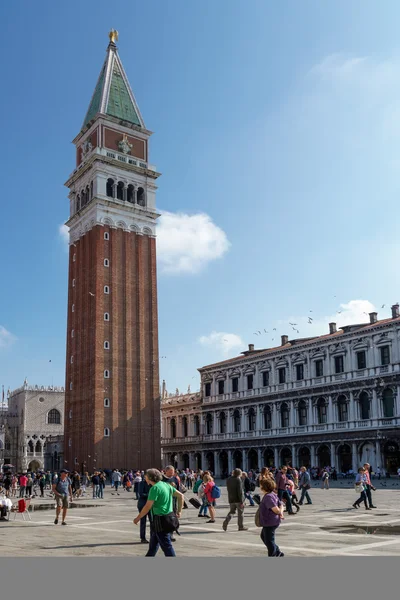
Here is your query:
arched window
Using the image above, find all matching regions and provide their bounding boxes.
[233,409,241,432]
[359,392,370,420]
[48,408,61,425]
[182,416,188,437]
[281,403,290,428]
[104,341,110,349]
[317,398,327,424]
[127,184,135,203]
[219,411,227,433]
[264,407,272,429]
[28,440,34,453]
[104,312,110,321]
[76,195,80,211]
[35,440,42,453]
[298,400,308,426]
[90,181,93,199]
[106,178,114,198]
[104,398,110,407]
[117,181,124,201]
[206,413,213,435]
[104,370,110,378]
[104,285,110,294]
[170,418,176,438]
[137,187,145,206]
[248,407,256,431]
[382,388,395,418]
[104,428,110,437]
[338,395,348,422]
[86,185,90,204]
[4,438,11,451]
[193,415,200,436]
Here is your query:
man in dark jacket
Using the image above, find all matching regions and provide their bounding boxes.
[241,472,255,506]
[298,466,312,505]
[137,478,152,543]
[222,468,247,532]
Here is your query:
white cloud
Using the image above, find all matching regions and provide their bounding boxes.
[157,211,230,274]
[279,299,377,340]
[199,331,243,355]
[59,224,69,246]
[0,326,17,349]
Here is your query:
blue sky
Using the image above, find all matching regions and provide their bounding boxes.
[1,1,400,396]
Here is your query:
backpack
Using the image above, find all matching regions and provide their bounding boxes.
[211,485,221,499]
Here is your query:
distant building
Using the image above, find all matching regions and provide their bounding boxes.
[1,381,64,472]
[162,306,400,477]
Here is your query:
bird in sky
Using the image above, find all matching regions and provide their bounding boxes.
[223,339,228,342]
[289,322,297,326]
[264,329,268,333]
[258,331,261,334]
[253,332,259,336]
[89,292,95,296]
[363,312,368,316]
[292,327,296,331]
[296,329,300,334]
[49,360,52,363]
[308,318,313,324]
[273,328,277,331]
[309,310,313,313]
[382,304,386,308]
[272,338,275,341]
[337,311,342,314]
[161,356,167,358]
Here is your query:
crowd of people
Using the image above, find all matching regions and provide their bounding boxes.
[0,461,391,555]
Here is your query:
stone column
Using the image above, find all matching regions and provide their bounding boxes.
[308,398,314,425]
[213,412,218,436]
[372,388,379,420]
[375,440,382,471]
[290,402,295,429]
[349,391,355,422]
[310,445,316,467]
[201,450,207,471]
[352,442,358,472]
[228,449,233,475]
[255,405,261,431]
[241,407,246,433]
[177,416,183,438]
[328,395,334,424]
[214,451,219,478]
[330,443,336,468]
[271,404,278,429]
[257,447,263,469]
[189,452,195,471]
[291,444,296,467]
[242,449,248,472]
[274,447,279,468]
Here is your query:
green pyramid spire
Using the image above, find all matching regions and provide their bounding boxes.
[81,40,144,131]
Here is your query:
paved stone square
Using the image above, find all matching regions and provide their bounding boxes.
[1,482,400,556]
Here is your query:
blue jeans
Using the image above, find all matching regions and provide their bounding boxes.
[299,487,312,504]
[199,498,209,516]
[146,531,176,557]
[261,526,281,556]
[138,499,152,540]
[245,492,255,506]
[93,485,100,498]
[278,489,293,513]
[114,481,120,491]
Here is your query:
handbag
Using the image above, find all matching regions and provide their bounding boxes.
[255,507,262,527]
[355,483,364,494]
[153,512,180,534]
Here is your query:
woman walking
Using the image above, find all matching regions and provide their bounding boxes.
[321,469,330,490]
[197,478,209,518]
[259,478,285,557]
[203,473,216,523]
[353,467,371,510]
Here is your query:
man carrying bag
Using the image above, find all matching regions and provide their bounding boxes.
[133,469,184,557]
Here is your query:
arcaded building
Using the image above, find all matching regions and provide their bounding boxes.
[162,307,400,477]
[64,31,161,472]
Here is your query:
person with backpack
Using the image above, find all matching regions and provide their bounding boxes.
[222,468,248,532]
[52,469,73,525]
[241,471,255,506]
[25,474,33,498]
[196,477,209,518]
[203,473,218,523]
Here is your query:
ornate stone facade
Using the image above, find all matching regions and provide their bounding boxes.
[162,308,400,477]
[1,381,64,472]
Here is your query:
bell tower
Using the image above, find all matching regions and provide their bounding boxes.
[64,31,161,471]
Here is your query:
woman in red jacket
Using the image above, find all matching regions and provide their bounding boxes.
[203,473,216,523]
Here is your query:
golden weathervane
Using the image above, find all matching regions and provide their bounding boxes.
[109,29,119,44]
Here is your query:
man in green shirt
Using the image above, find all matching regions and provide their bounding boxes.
[133,468,183,556]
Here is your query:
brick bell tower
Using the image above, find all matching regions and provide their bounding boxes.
[64,30,161,472]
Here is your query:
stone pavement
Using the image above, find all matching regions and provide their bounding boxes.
[1,483,400,556]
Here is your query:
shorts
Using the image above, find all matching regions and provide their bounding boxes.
[56,494,69,509]
[204,499,215,507]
